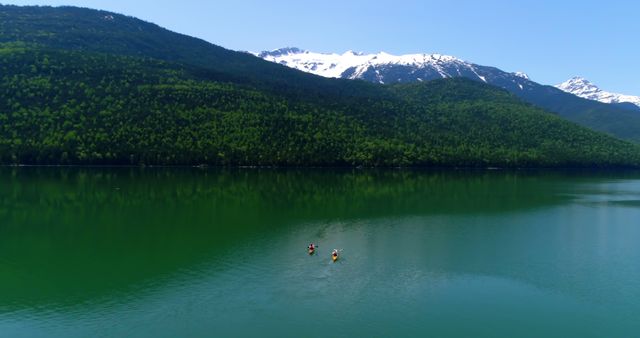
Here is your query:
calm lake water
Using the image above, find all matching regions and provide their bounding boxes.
[1,168,640,337]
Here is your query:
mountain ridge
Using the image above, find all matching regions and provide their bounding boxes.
[255,47,520,85]
[257,47,640,142]
[556,77,640,108]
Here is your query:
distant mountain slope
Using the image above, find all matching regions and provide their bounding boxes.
[0,5,392,102]
[1,5,640,167]
[258,48,640,142]
[556,77,640,108]
[257,48,499,84]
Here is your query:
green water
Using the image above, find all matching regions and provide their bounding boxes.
[1,168,640,337]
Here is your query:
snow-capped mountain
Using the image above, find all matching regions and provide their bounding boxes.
[254,47,640,142]
[255,48,534,92]
[556,77,640,108]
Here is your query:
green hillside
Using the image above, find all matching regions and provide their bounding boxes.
[0,5,378,100]
[1,5,640,167]
[516,85,640,142]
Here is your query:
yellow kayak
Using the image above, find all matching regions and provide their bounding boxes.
[308,248,315,255]
[332,253,338,262]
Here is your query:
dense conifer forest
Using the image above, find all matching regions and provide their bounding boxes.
[1,5,640,167]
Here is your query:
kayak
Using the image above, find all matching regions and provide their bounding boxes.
[308,248,315,255]
[332,254,338,262]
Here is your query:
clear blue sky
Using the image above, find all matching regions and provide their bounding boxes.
[2,0,639,94]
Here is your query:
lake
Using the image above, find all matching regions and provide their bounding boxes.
[1,168,639,337]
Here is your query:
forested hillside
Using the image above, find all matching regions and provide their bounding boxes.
[1,5,640,167]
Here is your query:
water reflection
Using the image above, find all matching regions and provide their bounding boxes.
[1,168,640,336]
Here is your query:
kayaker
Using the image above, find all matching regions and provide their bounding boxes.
[308,243,315,250]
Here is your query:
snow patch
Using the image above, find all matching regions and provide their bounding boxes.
[254,47,469,79]
[556,77,640,108]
